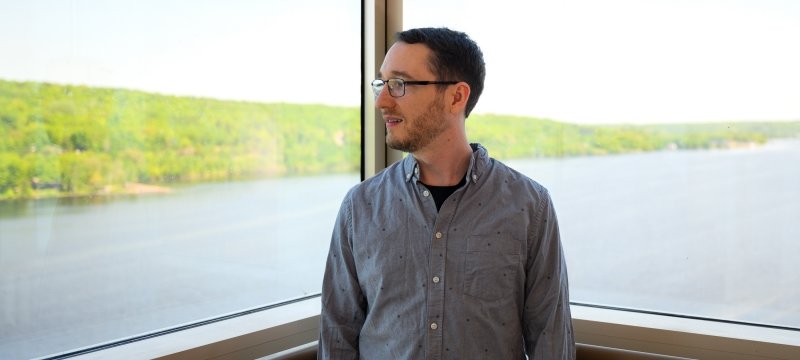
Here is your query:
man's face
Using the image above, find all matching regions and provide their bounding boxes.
[376,42,448,153]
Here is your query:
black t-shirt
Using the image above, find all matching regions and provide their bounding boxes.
[421,176,467,212]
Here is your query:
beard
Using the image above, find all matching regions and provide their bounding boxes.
[386,94,447,153]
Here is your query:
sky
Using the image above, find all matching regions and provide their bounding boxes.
[0,0,362,108]
[1,0,798,124]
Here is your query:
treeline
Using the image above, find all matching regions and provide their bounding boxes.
[0,80,359,200]
[1,79,798,200]
[467,114,800,159]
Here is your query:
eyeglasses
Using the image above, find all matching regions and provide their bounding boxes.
[371,78,458,98]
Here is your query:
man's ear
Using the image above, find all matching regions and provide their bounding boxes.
[450,82,471,115]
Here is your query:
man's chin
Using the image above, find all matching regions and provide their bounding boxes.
[386,138,414,153]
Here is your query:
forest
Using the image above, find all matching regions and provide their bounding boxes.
[1,79,798,200]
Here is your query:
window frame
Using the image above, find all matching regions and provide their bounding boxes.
[39,1,800,359]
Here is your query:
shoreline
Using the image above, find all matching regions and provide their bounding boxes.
[0,182,173,202]
[121,182,173,195]
[2,138,798,202]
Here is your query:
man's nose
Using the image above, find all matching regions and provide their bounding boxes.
[374,87,395,109]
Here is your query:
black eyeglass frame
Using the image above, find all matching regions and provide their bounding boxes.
[371,78,459,98]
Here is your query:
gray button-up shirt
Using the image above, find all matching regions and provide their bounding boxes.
[320,144,575,359]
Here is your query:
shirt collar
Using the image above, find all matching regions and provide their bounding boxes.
[402,143,488,184]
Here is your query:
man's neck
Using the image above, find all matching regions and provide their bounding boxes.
[413,139,473,186]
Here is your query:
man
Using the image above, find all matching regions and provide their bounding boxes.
[320,27,575,359]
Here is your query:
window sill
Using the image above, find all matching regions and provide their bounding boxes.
[66,299,799,360]
[67,298,321,360]
[571,304,800,359]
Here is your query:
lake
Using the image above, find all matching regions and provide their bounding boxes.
[1,139,799,359]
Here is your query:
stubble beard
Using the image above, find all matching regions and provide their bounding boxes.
[386,95,447,153]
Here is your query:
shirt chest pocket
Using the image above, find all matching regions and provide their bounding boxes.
[463,234,522,301]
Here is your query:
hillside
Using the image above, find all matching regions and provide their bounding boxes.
[1,79,798,200]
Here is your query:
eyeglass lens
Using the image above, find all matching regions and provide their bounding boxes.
[372,79,407,98]
[371,80,384,98]
[386,79,403,97]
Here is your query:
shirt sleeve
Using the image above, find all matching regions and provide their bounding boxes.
[523,189,576,359]
[318,193,367,360]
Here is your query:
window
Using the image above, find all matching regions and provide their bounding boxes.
[0,1,360,358]
[3,1,798,359]
[404,0,800,329]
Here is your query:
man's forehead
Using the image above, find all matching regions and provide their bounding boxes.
[379,42,432,79]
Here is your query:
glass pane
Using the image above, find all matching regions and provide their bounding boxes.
[0,1,360,358]
[404,0,800,328]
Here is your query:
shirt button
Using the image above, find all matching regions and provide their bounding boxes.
[423,190,430,197]
[432,276,440,283]
[430,322,438,330]
[435,232,443,239]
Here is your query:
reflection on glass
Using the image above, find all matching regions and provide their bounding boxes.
[0,1,360,358]
[405,0,800,329]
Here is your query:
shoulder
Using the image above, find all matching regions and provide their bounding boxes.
[473,143,550,197]
[485,156,552,202]
[343,158,406,202]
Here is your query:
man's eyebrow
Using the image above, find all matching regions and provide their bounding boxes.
[377,70,414,80]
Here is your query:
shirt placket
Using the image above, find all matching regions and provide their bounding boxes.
[424,183,468,360]
[410,166,445,360]
[425,211,448,360]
